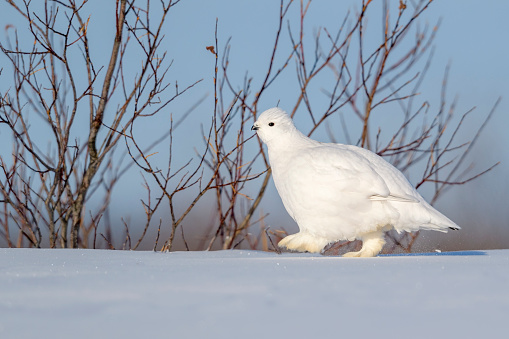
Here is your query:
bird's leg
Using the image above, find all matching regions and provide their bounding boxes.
[343,230,386,258]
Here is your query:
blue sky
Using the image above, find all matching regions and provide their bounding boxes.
[0,0,508,250]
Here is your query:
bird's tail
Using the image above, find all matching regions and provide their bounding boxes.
[421,201,460,232]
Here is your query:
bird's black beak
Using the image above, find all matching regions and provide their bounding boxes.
[251,125,259,131]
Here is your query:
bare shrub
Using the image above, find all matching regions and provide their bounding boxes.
[0,0,498,252]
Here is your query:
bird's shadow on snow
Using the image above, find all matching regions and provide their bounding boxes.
[380,250,487,257]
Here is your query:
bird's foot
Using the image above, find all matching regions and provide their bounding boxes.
[343,231,386,258]
[342,250,364,258]
[278,232,329,253]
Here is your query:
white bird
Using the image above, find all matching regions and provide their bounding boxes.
[252,107,459,257]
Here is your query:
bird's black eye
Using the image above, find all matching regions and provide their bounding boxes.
[268,122,275,127]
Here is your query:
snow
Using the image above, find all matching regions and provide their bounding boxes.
[1,249,507,338]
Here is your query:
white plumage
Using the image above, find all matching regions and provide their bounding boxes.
[252,107,459,257]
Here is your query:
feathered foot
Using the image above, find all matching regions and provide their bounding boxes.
[278,232,330,253]
[343,230,386,258]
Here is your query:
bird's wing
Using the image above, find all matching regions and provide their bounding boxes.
[309,145,417,202]
[369,194,419,203]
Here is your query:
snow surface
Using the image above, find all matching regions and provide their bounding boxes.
[1,249,507,338]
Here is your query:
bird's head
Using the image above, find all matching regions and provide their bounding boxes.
[251,107,296,144]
